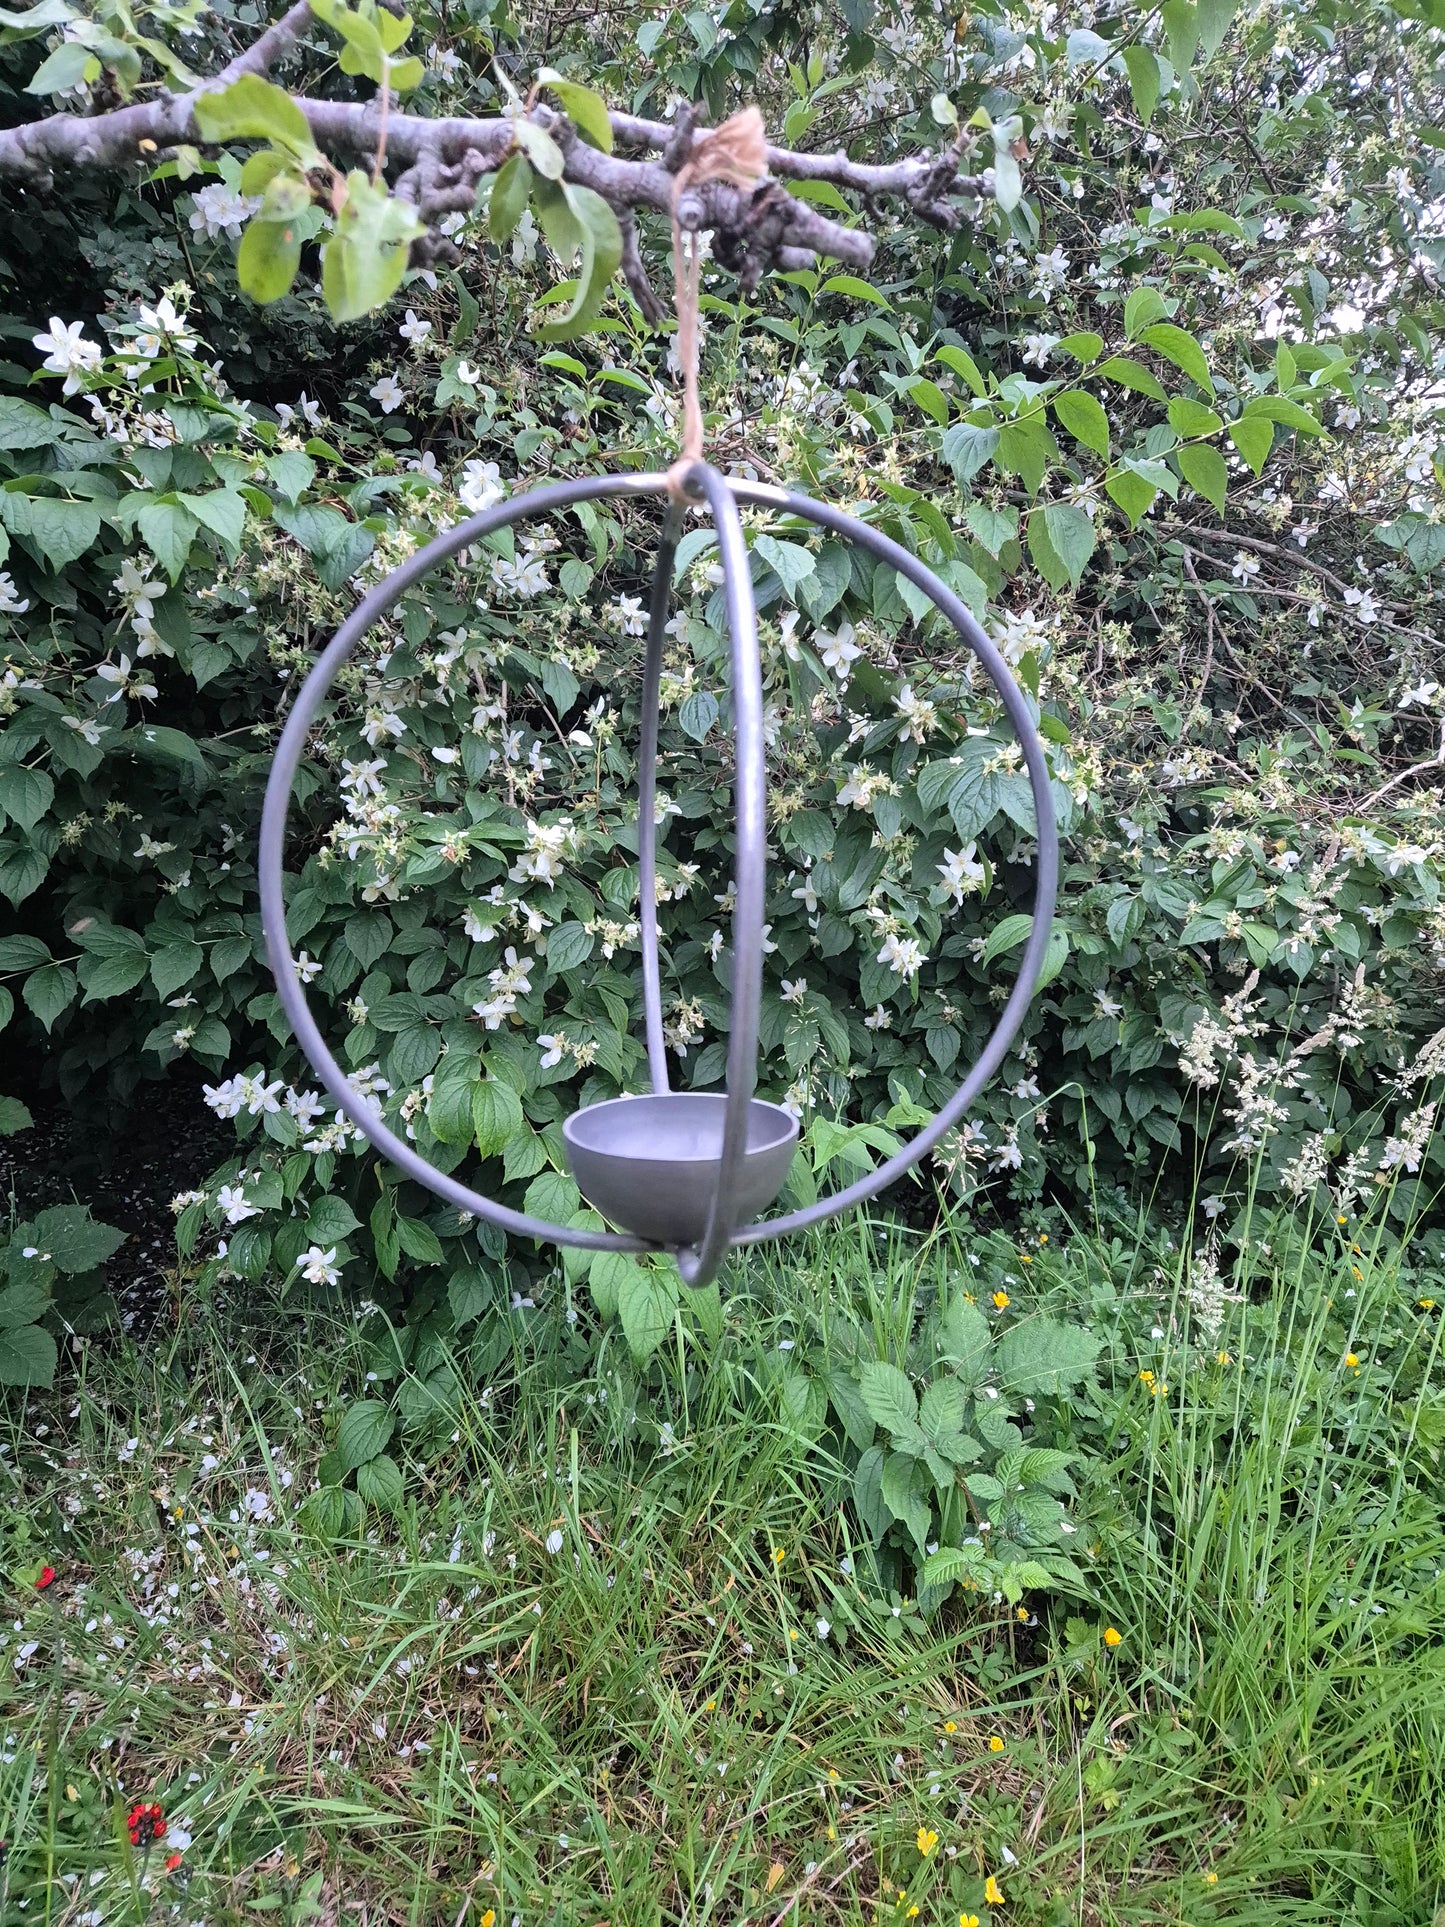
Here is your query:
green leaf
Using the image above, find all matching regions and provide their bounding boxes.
[1123,288,1169,338]
[150,941,202,999]
[1178,442,1228,512]
[1051,389,1110,460]
[853,1444,891,1543]
[0,1277,50,1329]
[536,69,614,150]
[920,1543,986,1589]
[180,488,247,551]
[305,1195,361,1243]
[238,218,303,304]
[1167,397,1223,438]
[619,1264,678,1364]
[935,344,985,395]
[1196,0,1239,61]
[192,73,318,161]
[1242,395,1326,436]
[1161,0,1200,70]
[880,1450,931,1551]
[0,765,53,833]
[995,1319,1102,1395]
[473,1076,524,1157]
[937,1297,992,1384]
[448,1267,494,1325]
[819,274,891,307]
[941,422,1000,483]
[0,1322,57,1387]
[1097,355,1168,403]
[21,497,100,571]
[1029,502,1096,587]
[25,39,95,94]
[919,1375,966,1441]
[488,153,533,242]
[0,935,49,970]
[1055,331,1104,364]
[1121,45,1160,122]
[1138,321,1212,393]
[81,951,149,1002]
[33,1203,125,1273]
[1105,464,1158,527]
[0,1095,34,1135]
[1228,414,1274,475]
[545,921,594,973]
[535,184,622,342]
[322,171,426,324]
[905,376,950,425]
[136,500,198,582]
[678,689,719,742]
[523,1169,581,1225]
[395,1216,445,1264]
[335,1398,394,1473]
[965,502,1018,557]
[355,1451,405,1510]
[858,1360,921,1438]
[515,119,566,180]
[22,963,75,1032]
[754,534,816,596]
[0,396,67,450]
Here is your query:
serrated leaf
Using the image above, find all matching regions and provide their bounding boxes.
[618,1264,678,1364]
[306,1195,361,1243]
[355,1451,405,1510]
[472,1076,523,1157]
[879,1450,932,1551]
[994,1318,1102,1394]
[0,765,53,833]
[0,1322,56,1387]
[335,1398,394,1473]
[0,1095,33,1135]
[754,534,816,597]
[920,1543,986,1589]
[858,1359,922,1441]
[919,1376,966,1442]
[853,1444,890,1543]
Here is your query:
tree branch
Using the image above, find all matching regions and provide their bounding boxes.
[0,48,990,293]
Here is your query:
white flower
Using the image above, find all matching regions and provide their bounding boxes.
[276,392,322,429]
[1230,550,1261,583]
[510,209,539,265]
[878,932,926,979]
[1291,521,1317,548]
[134,296,197,358]
[1342,585,1378,625]
[32,316,103,393]
[780,978,808,1005]
[95,654,158,703]
[895,683,938,743]
[1400,679,1440,708]
[938,843,985,904]
[864,1005,892,1030]
[490,552,551,598]
[0,570,30,615]
[454,360,481,385]
[398,308,433,346]
[242,1485,273,1521]
[297,1244,342,1287]
[369,372,407,414]
[818,619,862,679]
[816,1617,831,1639]
[202,1076,246,1118]
[285,1087,325,1126]
[215,1184,259,1226]
[537,1034,566,1069]
[189,183,261,240]
[1095,991,1123,1019]
[545,1528,564,1554]
[610,593,647,637]
[459,459,504,513]
[1021,331,1059,369]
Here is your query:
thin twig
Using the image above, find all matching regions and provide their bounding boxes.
[1357,717,1445,814]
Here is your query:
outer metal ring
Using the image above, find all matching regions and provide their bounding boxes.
[258,464,1057,1264]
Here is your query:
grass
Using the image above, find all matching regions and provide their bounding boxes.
[2,1205,1444,1927]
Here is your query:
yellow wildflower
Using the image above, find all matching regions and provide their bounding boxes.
[772,1547,785,1565]
[1038,1233,1048,1243]
[992,1290,1010,1310]
[988,1734,1005,1752]
[909,1910,920,1919]
[944,1719,958,1733]
[1420,1299,1435,1311]
[1345,1352,1359,1369]
[481,1914,496,1927]
[1203,1872,1218,1885]
[985,1875,1005,1905]
[962,1915,981,1927]
[1020,1253,1033,1264]
[1216,1350,1231,1365]
[917,1827,939,1856]
[1103,1626,1122,1647]
[1138,1369,1155,1386]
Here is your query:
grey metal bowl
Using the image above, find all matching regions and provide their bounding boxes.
[562,1092,800,1247]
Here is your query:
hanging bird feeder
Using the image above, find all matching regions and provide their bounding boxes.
[259,460,1057,1292]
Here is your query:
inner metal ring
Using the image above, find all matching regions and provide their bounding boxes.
[258,464,1057,1269]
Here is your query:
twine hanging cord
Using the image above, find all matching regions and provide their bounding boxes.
[666,107,769,503]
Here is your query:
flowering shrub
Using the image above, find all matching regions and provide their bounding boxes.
[0,0,1441,1419]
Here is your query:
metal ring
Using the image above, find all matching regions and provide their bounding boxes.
[259,467,1057,1265]
[260,471,672,1253]
[722,480,1058,1244]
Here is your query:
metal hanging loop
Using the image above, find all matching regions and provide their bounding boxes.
[259,463,1057,1294]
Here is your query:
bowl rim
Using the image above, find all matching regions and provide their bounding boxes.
[562,1090,800,1163]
